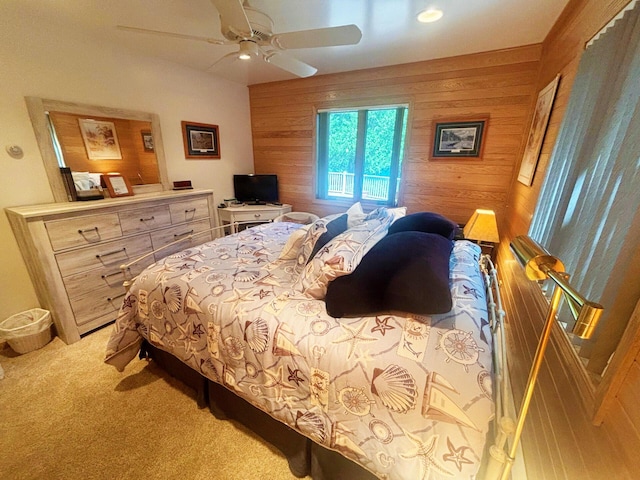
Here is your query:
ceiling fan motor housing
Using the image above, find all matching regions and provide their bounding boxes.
[221,6,273,42]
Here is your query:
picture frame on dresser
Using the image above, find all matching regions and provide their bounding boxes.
[101,174,133,197]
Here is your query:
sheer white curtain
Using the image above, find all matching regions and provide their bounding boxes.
[529,1,640,374]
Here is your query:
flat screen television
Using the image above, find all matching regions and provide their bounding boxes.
[233,174,279,204]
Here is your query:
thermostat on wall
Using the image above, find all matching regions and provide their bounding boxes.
[173,180,193,190]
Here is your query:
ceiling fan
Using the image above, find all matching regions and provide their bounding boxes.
[118,0,362,78]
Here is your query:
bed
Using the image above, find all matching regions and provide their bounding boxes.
[105,206,500,480]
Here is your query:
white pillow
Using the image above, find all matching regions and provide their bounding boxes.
[346,202,367,228]
[278,224,311,260]
[388,206,407,223]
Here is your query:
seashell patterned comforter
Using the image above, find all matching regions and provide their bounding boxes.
[105,222,494,480]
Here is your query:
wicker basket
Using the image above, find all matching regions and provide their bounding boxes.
[0,308,53,354]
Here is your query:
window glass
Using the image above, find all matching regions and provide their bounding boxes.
[317,105,408,205]
[327,111,357,199]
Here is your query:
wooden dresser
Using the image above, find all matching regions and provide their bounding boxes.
[6,189,216,344]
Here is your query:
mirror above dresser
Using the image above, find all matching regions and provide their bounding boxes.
[25,97,171,202]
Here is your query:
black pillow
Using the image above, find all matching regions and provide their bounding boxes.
[325,231,453,317]
[308,214,349,263]
[387,212,458,240]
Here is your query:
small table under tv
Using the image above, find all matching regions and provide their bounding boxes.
[217,203,292,234]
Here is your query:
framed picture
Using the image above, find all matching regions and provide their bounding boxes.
[181,121,221,159]
[101,174,133,197]
[517,75,561,186]
[141,130,154,152]
[78,119,122,160]
[432,118,487,158]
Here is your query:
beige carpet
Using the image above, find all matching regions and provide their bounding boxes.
[0,325,304,480]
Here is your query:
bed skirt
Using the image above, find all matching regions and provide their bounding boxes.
[140,341,376,479]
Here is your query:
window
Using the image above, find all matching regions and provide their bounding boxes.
[316,105,408,205]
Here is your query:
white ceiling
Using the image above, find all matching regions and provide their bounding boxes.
[17,0,569,86]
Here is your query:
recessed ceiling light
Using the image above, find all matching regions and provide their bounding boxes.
[417,8,443,23]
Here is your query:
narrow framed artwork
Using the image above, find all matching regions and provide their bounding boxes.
[517,75,560,186]
[78,119,122,160]
[181,121,221,159]
[431,118,487,158]
[101,174,133,197]
[141,130,154,152]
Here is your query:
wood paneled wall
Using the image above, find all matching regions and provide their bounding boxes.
[497,0,640,478]
[249,45,542,225]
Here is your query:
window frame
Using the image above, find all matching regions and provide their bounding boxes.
[315,104,409,207]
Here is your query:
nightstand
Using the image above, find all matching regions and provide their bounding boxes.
[217,203,292,234]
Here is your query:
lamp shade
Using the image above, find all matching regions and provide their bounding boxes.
[463,209,500,243]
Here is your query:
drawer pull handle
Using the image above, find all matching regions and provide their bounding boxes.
[101,268,129,279]
[184,208,196,213]
[78,227,99,234]
[254,213,261,218]
[96,247,126,259]
[174,230,194,238]
[139,216,155,222]
[107,292,126,302]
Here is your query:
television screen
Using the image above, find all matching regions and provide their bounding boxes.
[233,174,279,204]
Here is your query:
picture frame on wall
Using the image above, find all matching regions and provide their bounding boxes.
[517,75,561,186]
[141,130,154,152]
[431,118,487,158]
[181,121,221,159]
[101,174,133,197]
[78,119,122,160]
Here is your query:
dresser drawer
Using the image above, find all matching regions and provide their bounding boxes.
[62,258,154,300]
[151,219,212,257]
[45,213,122,251]
[56,234,153,278]
[119,204,171,235]
[69,283,126,327]
[231,210,281,222]
[169,198,210,224]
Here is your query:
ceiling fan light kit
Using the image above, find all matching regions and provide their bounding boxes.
[238,40,259,60]
[118,0,362,79]
[417,8,444,23]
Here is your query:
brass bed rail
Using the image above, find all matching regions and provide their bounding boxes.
[484,236,604,480]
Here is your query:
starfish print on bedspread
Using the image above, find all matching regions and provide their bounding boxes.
[332,320,378,359]
[263,365,297,401]
[222,287,255,311]
[253,289,271,300]
[442,436,474,471]
[371,316,395,336]
[287,366,305,385]
[327,233,361,252]
[400,432,454,479]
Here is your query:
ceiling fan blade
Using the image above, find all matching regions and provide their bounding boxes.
[263,51,317,78]
[117,25,226,45]
[206,51,241,71]
[271,24,362,50]
[210,0,252,37]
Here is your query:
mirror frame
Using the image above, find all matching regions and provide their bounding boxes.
[25,96,171,203]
